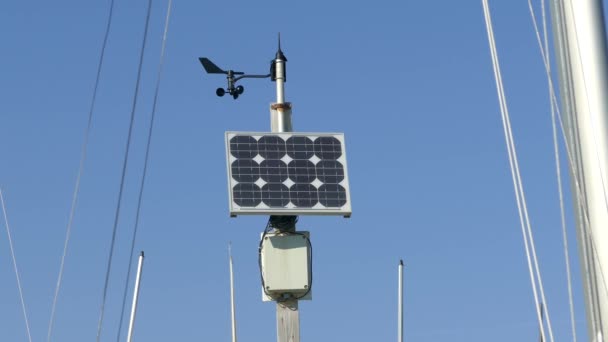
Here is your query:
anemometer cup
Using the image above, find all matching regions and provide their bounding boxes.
[216,88,226,97]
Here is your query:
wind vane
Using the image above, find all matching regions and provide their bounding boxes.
[199,34,288,100]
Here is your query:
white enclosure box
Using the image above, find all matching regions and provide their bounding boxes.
[261,232,311,301]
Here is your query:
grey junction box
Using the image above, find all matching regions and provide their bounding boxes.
[261,232,311,301]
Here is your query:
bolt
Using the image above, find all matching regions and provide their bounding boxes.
[304,285,308,289]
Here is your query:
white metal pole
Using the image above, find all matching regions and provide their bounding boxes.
[276,59,285,104]
[398,260,404,342]
[269,38,300,342]
[270,35,292,133]
[550,1,608,340]
[126,251,145,342]
[229,243,238,342]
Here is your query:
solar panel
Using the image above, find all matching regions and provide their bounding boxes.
[226,132,352,217]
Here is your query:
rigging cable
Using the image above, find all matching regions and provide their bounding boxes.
[527,1,578,340]
[114,1,173,340]
[95,1,154,341]
[0,188,33,342]
[46,1,117,341]
[481,1,555,341]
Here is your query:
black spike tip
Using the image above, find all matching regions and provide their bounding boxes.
[276,33,287,61]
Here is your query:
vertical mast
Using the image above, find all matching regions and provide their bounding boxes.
[550,0,608,341]
[126,252,145,342]
[229,243,237,342]
[269,35,300,342]
[398,260,404,342]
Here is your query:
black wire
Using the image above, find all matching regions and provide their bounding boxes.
[95,1,154,341]
[47,0,117,340]
[114,1,173,340]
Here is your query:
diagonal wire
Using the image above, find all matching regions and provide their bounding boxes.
[0,188,33,342]
[115,1,173,341]
[527,0,578,340]
[481,1,555,341]
[95,0,154,341]
[47,1,117,341]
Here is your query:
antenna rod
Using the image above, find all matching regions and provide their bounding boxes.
[274,33,287,104]
[229,243,238,342]
[398,260,404,342]
[126,252,145,342]
[270,34,292,132]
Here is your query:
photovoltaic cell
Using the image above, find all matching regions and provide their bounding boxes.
[226,132,351,216]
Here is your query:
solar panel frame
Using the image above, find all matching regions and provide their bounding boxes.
[225,131,352,217]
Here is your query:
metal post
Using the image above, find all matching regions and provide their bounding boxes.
[126,252,145,342]
[550,1,608,340]
[270,34,292,133]
[229,243,238,342]
[269,37,300,342]
[398,260,404,342]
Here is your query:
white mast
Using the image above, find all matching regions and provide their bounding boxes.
[550,0,608,341]
[229,243,238,342]
[126,252,145,342]
[398,260,404,342]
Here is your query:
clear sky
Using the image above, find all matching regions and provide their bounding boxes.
[0,1,604,341]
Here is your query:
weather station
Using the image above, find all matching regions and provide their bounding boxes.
[199,35,352,342]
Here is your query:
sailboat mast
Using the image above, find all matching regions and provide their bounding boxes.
[550,0,608,341]
[398,260,404,342]
[126,252,145,342]
[229,243,237,342]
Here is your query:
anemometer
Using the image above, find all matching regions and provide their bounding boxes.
[199,38,287,100]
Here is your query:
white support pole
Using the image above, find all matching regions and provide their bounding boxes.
[270,35,292,133]
[550,1,608,340]
[268,37,300,342]
[398,260,404,342]
[275,60,285,104]
[126,251,145,342]
[229,243,238,342]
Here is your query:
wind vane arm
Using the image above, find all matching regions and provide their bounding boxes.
[234,73,271,82]
[198,53,272,100]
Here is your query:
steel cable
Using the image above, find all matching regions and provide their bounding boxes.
[481,1,555,341]
[46,1,117,341]
[95,1,154,341]
[115,1,173,340]
[0,188,33,342]
[527,1,578,340]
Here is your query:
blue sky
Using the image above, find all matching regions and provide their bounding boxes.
[0,0,603,341]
